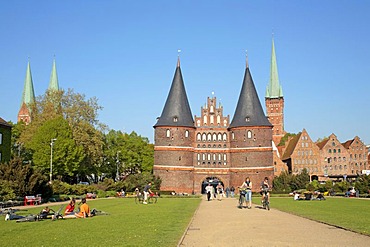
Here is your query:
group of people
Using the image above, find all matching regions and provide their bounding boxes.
[62,197,92,219]
[205,177,271,208]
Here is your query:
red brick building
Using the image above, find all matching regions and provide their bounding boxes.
[153,57,274,194]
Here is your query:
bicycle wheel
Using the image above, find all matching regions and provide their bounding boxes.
[238,195,244,207]
[266,201,270,211]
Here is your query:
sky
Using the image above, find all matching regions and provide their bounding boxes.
[1,1,370,145]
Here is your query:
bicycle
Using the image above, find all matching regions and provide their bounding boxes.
[261,188,270,210]
[238,188,246,208]
[135,193,144,204]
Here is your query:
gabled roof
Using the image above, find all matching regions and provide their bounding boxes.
[0,117,12,128]
[265,38,283,99]
[229,60,272,128]
[316,139,329,150]
[281,132,301,160]
[342,139,354,149]
[154,58,194,128]
[48,58,59,91]
[20,61,35,107]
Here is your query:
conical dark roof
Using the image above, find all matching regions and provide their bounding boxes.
[229,65,272,128]
[154,59,194,128]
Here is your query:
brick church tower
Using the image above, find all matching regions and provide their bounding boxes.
[153,57,196,193]
[228,56,274,187]
[265,38,285,145]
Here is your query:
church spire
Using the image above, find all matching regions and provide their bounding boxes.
[229,58,272,128]
[266,37,283,98]
[154,57,194,128]
[20,60,36,107]
[48,57,59,91]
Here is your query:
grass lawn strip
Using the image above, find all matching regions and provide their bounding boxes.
[253,197,370,236]
[0,197,201,247]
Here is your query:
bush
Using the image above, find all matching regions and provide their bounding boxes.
[0,180,16,201]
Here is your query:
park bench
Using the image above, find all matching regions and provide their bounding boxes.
[24,194,42,206]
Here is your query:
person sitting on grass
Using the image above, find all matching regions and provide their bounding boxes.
[75,198,91,218]
[39,206,55,219]
[64,198,76,216]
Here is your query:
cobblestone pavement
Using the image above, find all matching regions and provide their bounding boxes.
[179,196,370,247]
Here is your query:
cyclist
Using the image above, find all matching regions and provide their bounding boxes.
[240,177,252,209]
[260,177,270,205]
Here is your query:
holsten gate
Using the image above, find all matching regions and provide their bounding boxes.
[153,55,277,194]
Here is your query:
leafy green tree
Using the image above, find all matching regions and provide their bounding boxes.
[28,116,85,179]
[272,171,292,192]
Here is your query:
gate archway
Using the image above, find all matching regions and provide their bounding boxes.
[201,176,224,194]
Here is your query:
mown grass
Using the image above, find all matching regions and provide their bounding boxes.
[253,196,370,236]
[0,197,201,247]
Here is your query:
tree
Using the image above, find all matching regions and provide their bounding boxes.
[18,89,105,182]
[103,130,154,179]
[0,158,52,198]
[27,116,85,180]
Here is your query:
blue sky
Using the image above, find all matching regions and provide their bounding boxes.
[1,1,370,144]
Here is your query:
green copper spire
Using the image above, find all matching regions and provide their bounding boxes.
[20,61,36,107]
[48,58,59,91]
[266,38,283,98]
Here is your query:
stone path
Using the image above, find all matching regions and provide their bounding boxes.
[179,196,370,247]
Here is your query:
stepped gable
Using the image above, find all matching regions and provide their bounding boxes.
[229,59,272,128]
[154,57,194,128]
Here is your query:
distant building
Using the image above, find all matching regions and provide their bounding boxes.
[280,131,368,181]
[0,117,12,163]
[153,56,273,194]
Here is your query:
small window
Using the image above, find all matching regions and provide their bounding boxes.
[197,133,201,141]
[231,132,235,140]
[166,129,170,138]
[247,130,252,139]
[0,133,2,144]
[218,133,222,141]
[328,149,331,153]
[173,117,178,122]
[223,133,227,141]
[245,117,250,122]
[185,130,189,138]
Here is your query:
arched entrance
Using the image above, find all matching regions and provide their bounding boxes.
[201,177,224,194]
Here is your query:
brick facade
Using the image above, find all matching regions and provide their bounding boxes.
[154,96,274,194]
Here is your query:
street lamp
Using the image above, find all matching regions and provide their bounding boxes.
[116,151,121,181]
[50,138,57,184]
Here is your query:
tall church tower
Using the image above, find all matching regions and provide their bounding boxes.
[18,60,36,124]
[48,57,60,91]
[265,38,285,145]
[229,56,274,186]
[153,57,196,193]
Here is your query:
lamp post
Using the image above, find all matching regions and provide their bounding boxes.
[50,138,57,184]
[116,151,121,181]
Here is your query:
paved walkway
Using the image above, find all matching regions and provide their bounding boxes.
[179,196,370,247]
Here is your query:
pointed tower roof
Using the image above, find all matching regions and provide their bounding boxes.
[48,58,59,91]
[229,57,272,128]
[154,57,194,128]
[266,38,283,98]
[20,61,36,107]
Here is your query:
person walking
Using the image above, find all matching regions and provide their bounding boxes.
[205,183,213,201]
[216,182,224,201]
[225,187,230,198]
[240,177,252,209]
[230,186,235,198]
[143,182,153,204]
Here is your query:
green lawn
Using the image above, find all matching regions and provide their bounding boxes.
[253,196,370,236]
[0,197,201,247]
